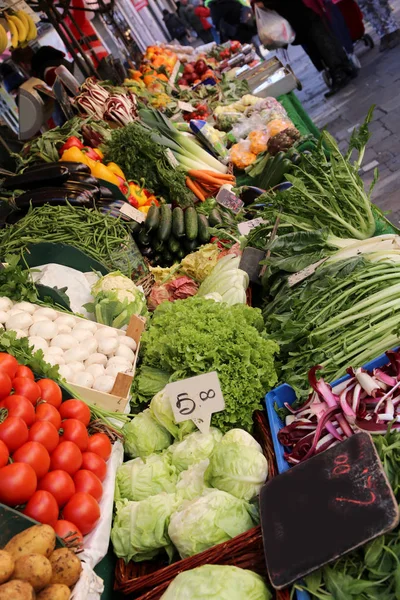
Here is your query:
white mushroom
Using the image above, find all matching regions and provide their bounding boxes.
[115,345,135,362]
[93,375,115,393]
[118,336,137,351]
[73,320,98,332]
[6,312,33,331]
[29,320,58,340]
[64,346,91,363]
[94,327,118,340]
[0,311,9,324]
[80,337,98,355]
[0,297,13,312]
[97,337,119,356]
[72,372,94,388]
[34,307,58,320]
[71,329,94,342]
[85,364,105,379]
[67,361,85,374]
[55,315,77,329]
[85,353,107,367]
[51,334,79,350]
[58,365,73,381]
[13,301,36,314]
[28,336,48,352]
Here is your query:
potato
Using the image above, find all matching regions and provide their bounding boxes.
[13,554,52,591]
[37,584,71,600]
[49,548,82,587]
[4,525,55,560]
[0,551,14,584]
[0,579,35,600]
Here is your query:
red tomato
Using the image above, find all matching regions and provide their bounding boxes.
[59,399,91,427]
[63,492,100,535]
[61,419,88,452]
[37,379,62,409]
[51,441,82,475]
[0,353,18,379]
[15,365,34,380]
[23,490,59,526]
[0,371,12,401]
[81,452,107,482]
[0,417,28,452]
[29,421,59,453]
[12,377,41,405]
[0,462,37,506]
[0,440,9,468]
[35,403,62,430]
[73,470,103,502]
[38,470,75,507]
[87,433,112,461]
[3,395,35,426]
[13,441,50,479]
[53,519,83,547]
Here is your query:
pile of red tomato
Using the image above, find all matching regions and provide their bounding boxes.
[0,352,112,543]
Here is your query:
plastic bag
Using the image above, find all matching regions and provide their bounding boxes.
[255,6,296,48]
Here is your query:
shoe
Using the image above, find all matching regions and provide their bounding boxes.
[324,73,351,97]
[388,29,400,49]
[379,34,390,51]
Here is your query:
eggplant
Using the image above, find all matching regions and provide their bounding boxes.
[58,161,91,174]
[2,165,70,190]
[99,185,113,199]
[62,182,100,199]
[68,172,99,186]
[13,188,95,209]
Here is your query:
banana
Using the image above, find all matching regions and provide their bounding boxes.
[16,10,29,33]
[6,17,18,49]
[0,24,8,55]
[7,15,27,43]
[25,12,37,41]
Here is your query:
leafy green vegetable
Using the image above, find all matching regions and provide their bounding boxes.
[0,256,38,302]
[103,121,193,207]
[160,564,271,600]
[169,428,223,473]
[131,367,171,409]
[115,454,177,501]
[111,494,176,562]
[206,440,268,501]
[150,390,195,440]
[123,409,172,458]
[168,489,258,559]
[175,460,209,502]
[137,297,279,431]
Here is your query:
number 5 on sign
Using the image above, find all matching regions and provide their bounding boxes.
[165,372,225,434]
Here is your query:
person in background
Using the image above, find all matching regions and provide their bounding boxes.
[193,0,215,43]
[31,46,73,86]
[261,0,357,95]
[162,8,191,45]
[356,0,400,50]
[178,0,204,40]
[209,0,257,43]
[204,0,221,41]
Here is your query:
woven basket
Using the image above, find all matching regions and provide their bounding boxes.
[114,410,289,600]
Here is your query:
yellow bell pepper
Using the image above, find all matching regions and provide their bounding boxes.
[107,162,126,180]
[60,147,87,163]
[91,162,120,186]
[129,182,148,207]
[138,205,151,214]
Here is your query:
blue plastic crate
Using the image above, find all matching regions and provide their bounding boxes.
[264,349,395,600]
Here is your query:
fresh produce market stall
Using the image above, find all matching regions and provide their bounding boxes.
[0,38,399,600]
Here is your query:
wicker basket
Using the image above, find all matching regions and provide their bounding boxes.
[114,410,289,600]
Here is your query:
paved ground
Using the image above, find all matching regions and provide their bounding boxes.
[286,0,400,226]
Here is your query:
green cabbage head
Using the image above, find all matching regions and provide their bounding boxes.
[115,453,177,501]
[175,459,210,502]
[168,489,258,559]
[150,390,195,440]
[169,428,223,472]
[123,409,172,458]
[160,565,272,600]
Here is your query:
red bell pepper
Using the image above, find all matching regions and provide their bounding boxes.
[59,136,84,155]
[82,147,102,161]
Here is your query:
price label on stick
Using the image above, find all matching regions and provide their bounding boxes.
[165,372,225,434]
[119,204,146,223]
[178,101,195,113]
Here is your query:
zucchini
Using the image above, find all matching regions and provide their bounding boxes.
[208,208,223,227]
[197,214,210,243]
[183,238,199,252]
[168,236,181,254]
[176,247,185,259]
[172,207,185,238]
[157,205,172,241]
[129,221,142,237]
[145,204,160,231]
[151,238,165,252]
[184,207,198,240]
[138,228,151,247]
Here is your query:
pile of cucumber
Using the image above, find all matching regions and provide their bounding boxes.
[132,205,223,266]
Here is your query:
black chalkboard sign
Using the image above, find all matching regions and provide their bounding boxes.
[239,247,265,284]
[260,432,399,589]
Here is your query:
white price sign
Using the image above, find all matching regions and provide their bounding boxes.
[119,203,146,223]
[178,101,195,113]
[165,372,225,434]
[238,217,267,236]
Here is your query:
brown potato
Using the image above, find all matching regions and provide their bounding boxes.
[37,584,71,600]
[0,551,14,584]
[0,579,35,600]
[4,525,55,560]
[49,548,82,587]
[13,554,52,592]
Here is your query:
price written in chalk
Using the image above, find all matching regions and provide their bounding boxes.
[165,372,225,434]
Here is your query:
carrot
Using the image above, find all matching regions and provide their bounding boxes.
[186,177,206,202]
[195,170,236,181]
[188,170,229,186]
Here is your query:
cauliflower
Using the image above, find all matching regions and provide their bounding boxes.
[92,271,137,294]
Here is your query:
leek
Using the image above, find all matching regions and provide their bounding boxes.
[139,108,227,174]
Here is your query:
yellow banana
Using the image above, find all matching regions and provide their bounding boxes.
[6,17,18,49]
[25,12,37,41]
[16,10,29,32]
[7,15,27,43]
[0,24,8,55]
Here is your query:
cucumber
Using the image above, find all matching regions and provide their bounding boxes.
[197,214,210,243]
[183,238,199,252]
[145,204,160,231]
[208,208,223,227]
[138,228,151,246]
[176,247,185,259]
[152,238,165,252]
[129,221,141,237]
[168,236,181,254]
[184,207,198,240]
[172,207,185,238]
[162,249,173,263]
[157,204,172,241]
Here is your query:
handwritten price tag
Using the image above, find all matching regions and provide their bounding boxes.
[216,188,243,214]
[178,101,195,113]
[238,217,267,236]
[119,204,146,223]
[165,372,225,434]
